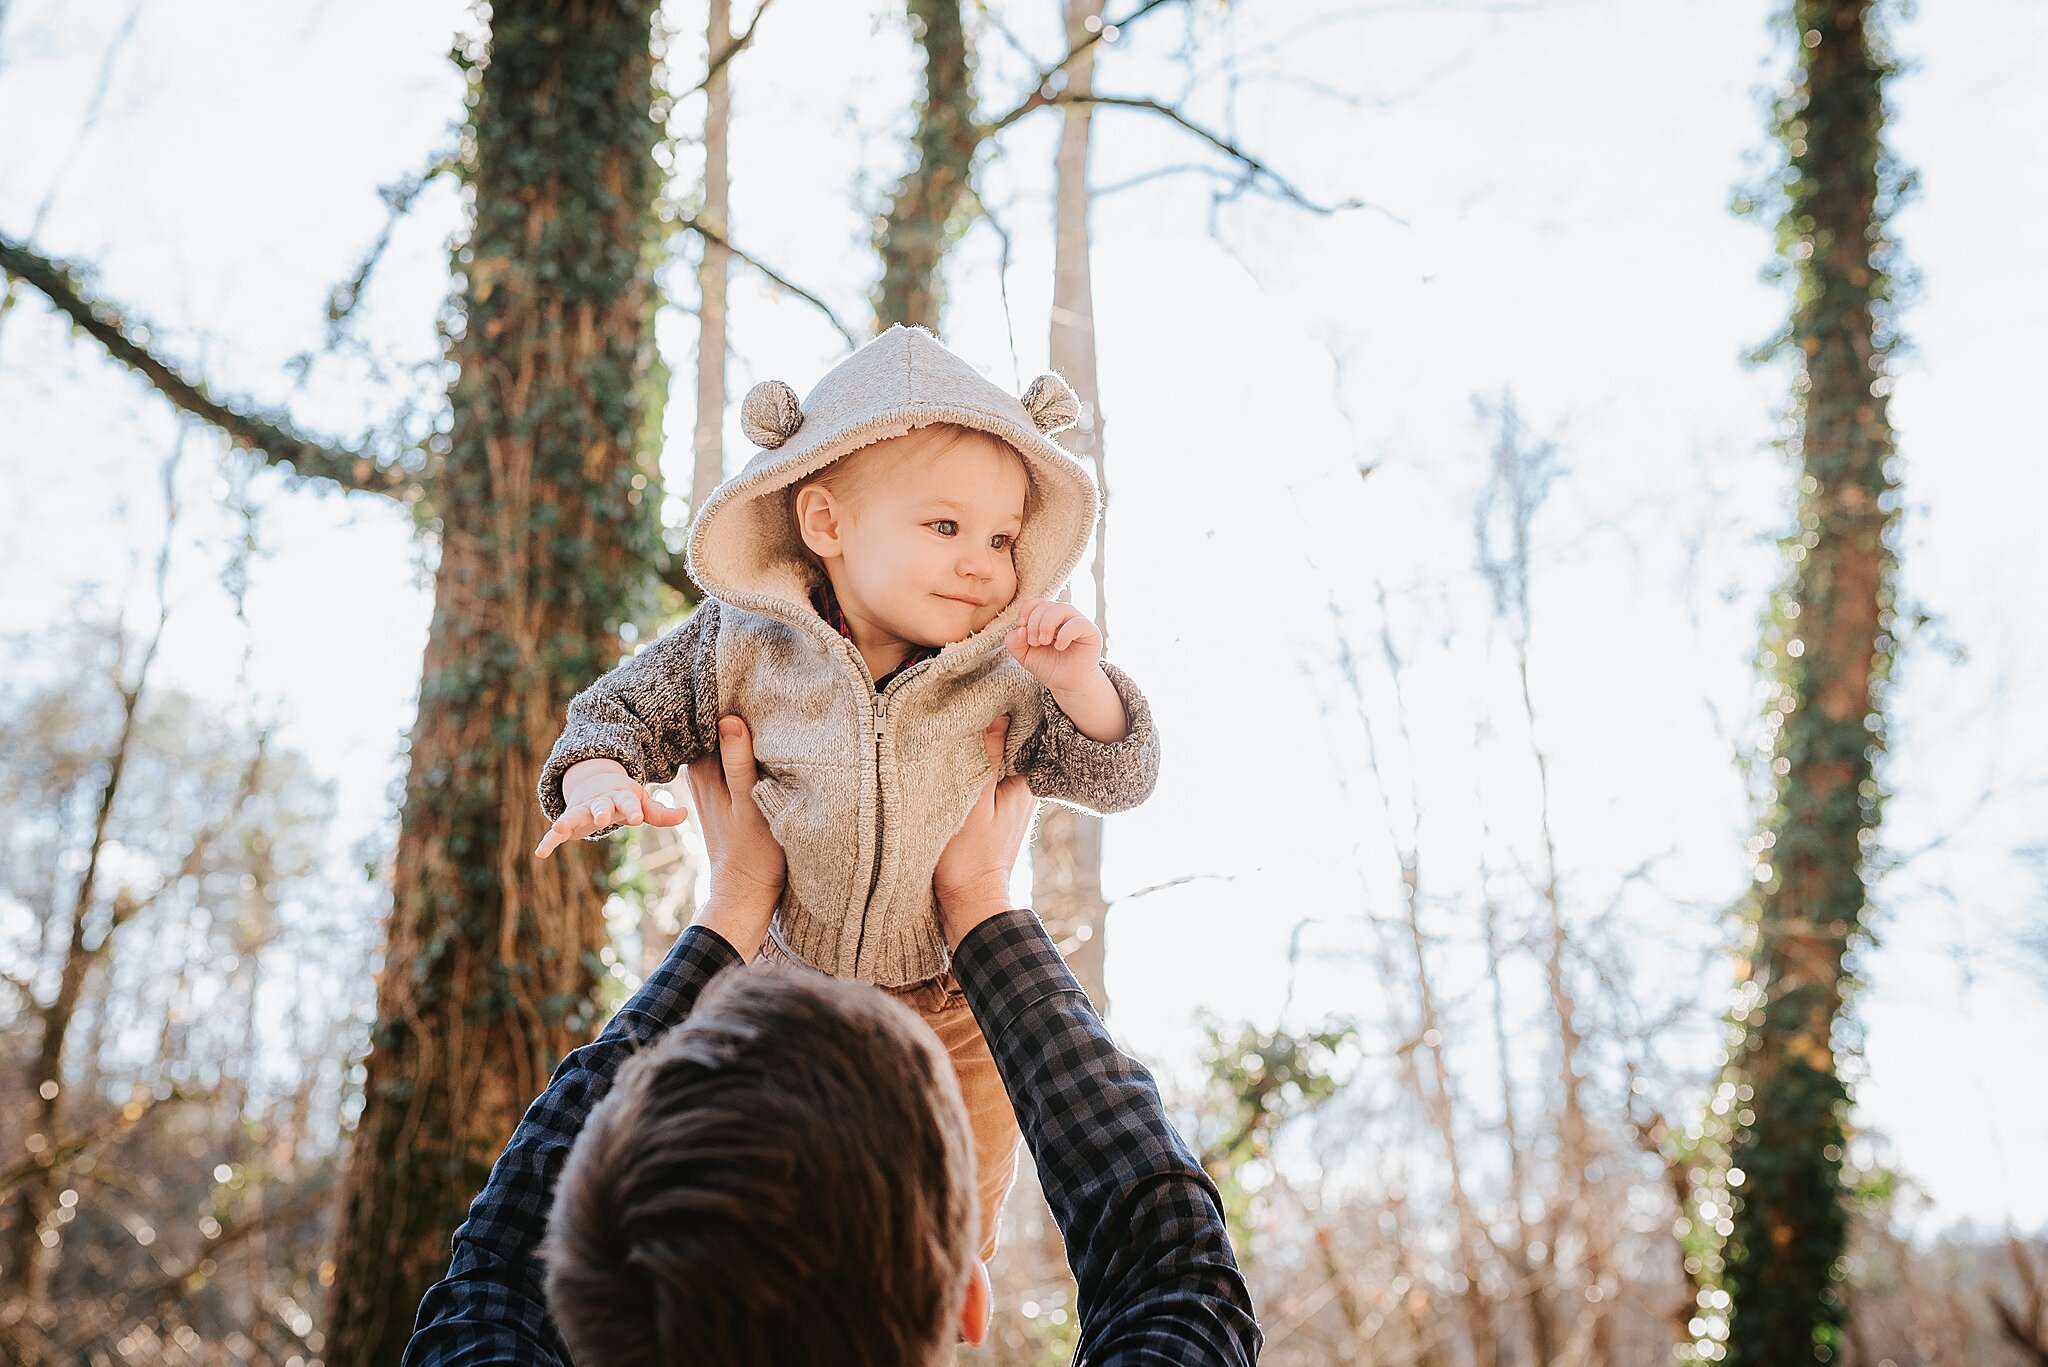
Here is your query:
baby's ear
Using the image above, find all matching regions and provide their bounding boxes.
[742,380,805,449]
[1020,373,1080,436]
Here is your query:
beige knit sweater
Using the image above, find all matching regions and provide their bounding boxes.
[539,326,1160,988]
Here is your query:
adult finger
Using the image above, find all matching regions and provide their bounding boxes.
[980,716,1010,790]
[990,774,1034,831]
[717,716,757,798]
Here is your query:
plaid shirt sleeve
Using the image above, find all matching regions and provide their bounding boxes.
[400,926,745,1366]
[952,911,1264,1366]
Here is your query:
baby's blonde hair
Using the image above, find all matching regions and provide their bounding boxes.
[796,422,1022,508]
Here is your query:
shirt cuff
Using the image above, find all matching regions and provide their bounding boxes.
[950,909,1087,1039]
[613,924,746,1041]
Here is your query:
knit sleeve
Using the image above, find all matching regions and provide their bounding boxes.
[1014,660,1160,815]
[536,601,724,826]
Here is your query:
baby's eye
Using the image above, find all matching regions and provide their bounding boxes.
[990,533,1013,551]
[928,519,958,536]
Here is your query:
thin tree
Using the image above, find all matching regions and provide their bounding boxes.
[2,452,184,1353]
[1032,0,1112,1010]
[1474,391,1616,1362]
[1721,1,1907,1361]
[693,0,734,520]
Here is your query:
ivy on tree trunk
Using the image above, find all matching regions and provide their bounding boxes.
[874,0,979,332]
[1716,2,1908,1362]
[321,2,667,1359]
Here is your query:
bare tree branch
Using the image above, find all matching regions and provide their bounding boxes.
[0,232,416,499]
[1995,1238,2048,1366]
[323,148,459,346]
[0,0,143,350]
[0,1088,189,1198]
[52,1187,336,1361]
[672,213,860,348]
[984,0,1185,132]
[1032,93,1379,216]
[686,0,777,96]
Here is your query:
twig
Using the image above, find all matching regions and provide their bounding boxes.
[969,187,1022,386]
[1114,871,1235,903]
[985,0,1185,132]
[684,0,777,96]
[1995,1237,2048,1366]
[1041,93,1381,217]
[672,214,860,348]
[0,1088,189,1196]
[54,1188,336,1360]
[324,147,459,345]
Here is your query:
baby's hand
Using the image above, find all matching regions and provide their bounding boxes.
[534,758,688,858]
[1004,599,1103,697]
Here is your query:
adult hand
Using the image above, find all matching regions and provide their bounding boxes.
[933,717,1037,951]
[683,717,786,958]
[534,759,688,858]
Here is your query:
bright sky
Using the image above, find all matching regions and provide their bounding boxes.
[2,0,2044,1234]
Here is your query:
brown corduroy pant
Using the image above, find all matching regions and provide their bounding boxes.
[884,970,1024,1262]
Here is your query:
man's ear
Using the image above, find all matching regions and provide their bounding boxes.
[958,1257,992,1346]
[792,484,843,560]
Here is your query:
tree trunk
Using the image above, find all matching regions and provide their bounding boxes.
[873,0,979,332]
[1031,0,1112,1014]
[1723,2,1902,1362]
[693,0,732,519]
[322,3,666,1359]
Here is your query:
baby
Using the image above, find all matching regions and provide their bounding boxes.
[532,325,1159,1259]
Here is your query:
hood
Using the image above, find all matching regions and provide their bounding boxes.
[686,325,1098,648]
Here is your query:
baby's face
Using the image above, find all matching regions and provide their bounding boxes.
[830,429,1029,648]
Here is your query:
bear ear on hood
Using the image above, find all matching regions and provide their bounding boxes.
[741,379,805,449]
[1020,373,1080,436]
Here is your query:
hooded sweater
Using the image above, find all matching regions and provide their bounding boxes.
[538,325,1160,988]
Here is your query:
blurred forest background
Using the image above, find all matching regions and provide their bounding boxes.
[3,0,2046,1363]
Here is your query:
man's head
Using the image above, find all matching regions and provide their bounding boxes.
[791,423,1031,648]
[542,965,987,1366]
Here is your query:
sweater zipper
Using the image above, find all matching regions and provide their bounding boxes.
[849,653,931,972]
[862,687,889,913]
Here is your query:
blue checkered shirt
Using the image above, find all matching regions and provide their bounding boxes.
[402,910,1261,1365]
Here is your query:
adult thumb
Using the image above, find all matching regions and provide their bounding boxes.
[717,716,757,794]
[981,715,1010,779]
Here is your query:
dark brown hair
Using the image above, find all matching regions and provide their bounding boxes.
[542,964,978,1366]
